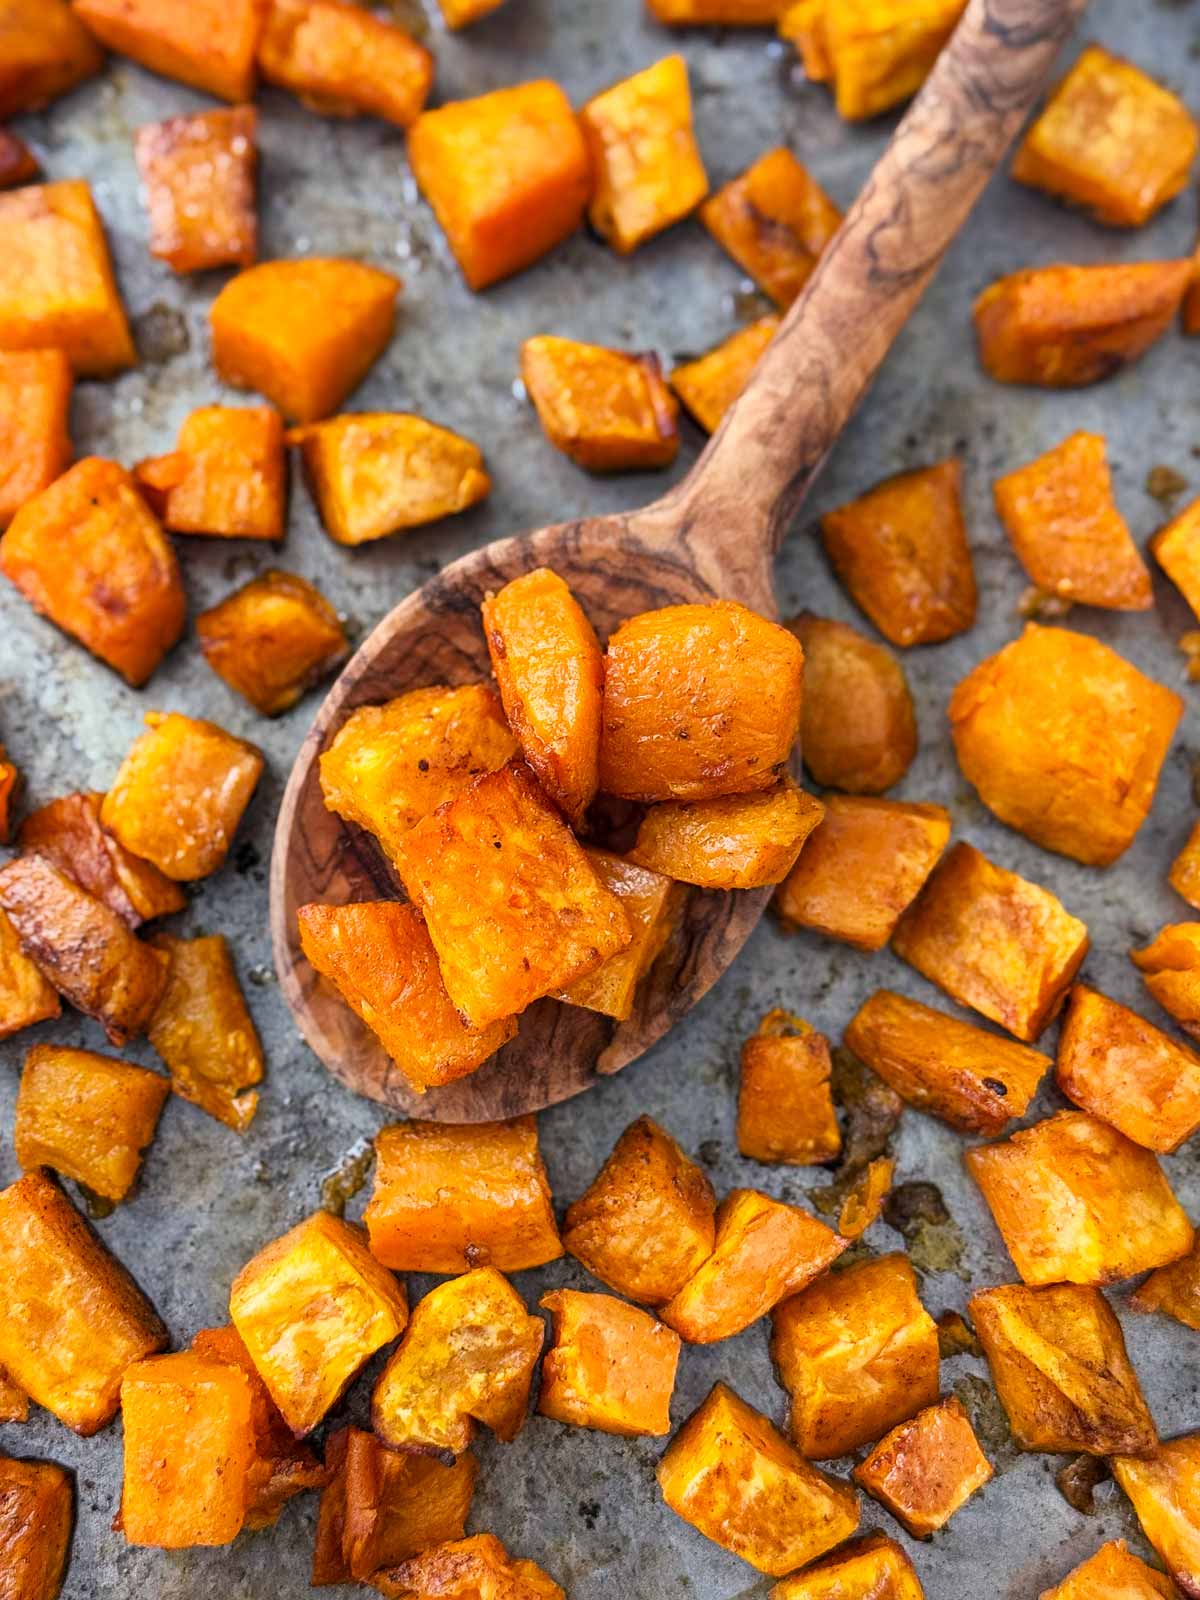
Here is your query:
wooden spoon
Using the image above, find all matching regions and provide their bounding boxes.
[272,0,1085,1122]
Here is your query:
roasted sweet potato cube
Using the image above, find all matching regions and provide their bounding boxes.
[135,405,285,541]
[973,260,1192,387]
[230,1210,408,1437]
[147,933,263,1131]
[1133,1234,1200,1330]
[408,81,591,291]
[1153,495,1200,624]
[658,1382,860,1576]
[0,1456,72,1600]
[437,0,507,25]
[1,458,184,686]
[197,570,347,716]
[0,1172,166,1434]
[1114,1437,1200,1598]
[0,907,59,1041]
[394,762,631,1029]
[135,106,257,275]
[0,744,14,844]
[73,0,263,101]
[772,1253,938,1460]
[0,1368,29,1425]
[1174,825,1200,911]
[0,130,37,189]
[771,1533,926,1600]
[258,0,432,127]
[19,791,184,928]
[649,0,785,21]
[0,0,103,118]
[844,989,1051,1136]
[853,1396,991,1537]
[965,1111,1194,1285]
[838,1154,895,1240]
[372,1267,542,1454]
[600,600,804,802]
[538,1289,680,1437]
[632,779,824,890]
[790,613,916,794]
[1013,46,1198,227]
[211,259,399,423]
[737,1009,840,1165]
[521,336,679,473]
[1133,923,1200,1042]
[554,849,675,1021]
[373,1535,563,1600]
[364,1117,561,1273]
[670,316,779,434]
[779,0,834,80]
[0,350,71,530]
[1040,1540,1179,1600]
[701,147,841,308]
[784,0,967,121]
[102,712,263,882]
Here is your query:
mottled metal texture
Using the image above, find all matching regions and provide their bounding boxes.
[0,1,1197,1595]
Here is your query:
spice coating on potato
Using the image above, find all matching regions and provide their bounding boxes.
[136,405,286,540]
[554,848,676,1021]
[771,1532,927,1599]
[0,349,72,530]
[1152,494,1200,623]
[701,146,842,308]
[0,908,60,1042]
[790,613,916,794]
[737,1009,841,1165]
[373,1534,564,1600]
[670,316,779,434]
[521,337,679,473]
[783,0,966,121]
[19,791,185,928]
[1132,923,1200,1042]
[1039,1539,1179,1600]
[853,1395,992,1538]
[1113,1437,1200,1598]
[632,779,824,890]
[74,0,264,101]
[135,106,258,274]
[0,0,103,119]
[147,932,263,1131]
[258,0,432,128]
[0,1455,73,1600]
[538,1289,680,1437]
[198,570,347,715]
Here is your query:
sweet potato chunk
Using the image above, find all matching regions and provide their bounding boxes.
[1,458,184,686]
[973,260,1191,387]
[538,1289,680,1437]
[994,432,1152,609]
[600,600,804,802]
[258,0,432,127]
[970,1281,1157,1456]
[197,570,347,715]
[1133,1234,1200,1330]
[844,989,1051,1136]
[649,0,784,21]
[120,1352,254,1548]
[737,1009,840,1165]
[0,0,103,119]
[135,405,285,541]
[147,933,263,1131]
[965,1110,1193,1285]
[1040,1540,1179,1600]
[19,792,184,928]
[1133,923,1200,1042]
[0,350,71,529]
[364,1117,561,1273]
[211,259,399,423]
[73,0,263,101]
[0,908,59,1041]
[372,1267,542,1454]
[437,0,506,25]
[632,779,824,890]
[0,1171,166,1434]
[230,1210,408,1437]
[554,849,675,1021]
[408,81,591,291]
[782,0,966,121]
[580,55,708,254]
[772,1533,926,1600]
[951,625,1183,868]
[853,1396,991,1537]
[658,1382,860,1576]
[701,147,842,308]
[135,106,257,275]
[837,1155,895,1240]
[1173,825,1200,911]
[0,743,14,843]
[373,1535,563,1600]
[102,712,263,882]
[521,336,679,473]
[1114,1437,1200,1598]
[791,613,916,794]
[1153,494,1200,623]
[670,316,779,434]
[290,412,490,543]
[0,1456,72,1600]
[1013,46,1198,227]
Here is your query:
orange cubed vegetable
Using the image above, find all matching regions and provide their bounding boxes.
[649,0,784,21]
[670,315,779,434]
[844,989,1051,1136]
[1040,1540,1179,1600]
[1013,46,1198,227]
[970,1281,1157,1456]
[737,1008,841,1165]
[965,1110,1194,1285]
[1133,923,1200,1042]
[0,1171,166,1434]
[837,1154,895,1240]
[771,1532,927,1600]
[197,570,347,715]
[1173,824,1200,910]
[19,792,184,929]
[521,336,679,473]
[364,1116,561,1273]
[791,612,916,794]
[1133,1234,1200,1330]
[437,0,507,25]
[973,260,1191,387]
[408,81,591,291]
[0,458,184,686]
[538,1288,680,1437]
[632,779,824,890]
[0,129,37,188]
[393,762,631,1029]
[211,259,399,423]
[135,106,257,274]
[950,625,1184,868]
[600,600,804,802]
[102,712,263,882]
[0,1456,72,1600]
[554,848,676,1022]
[147,932,263,1131]
[1152,494,1200,623]
[258,0,432,127]
[135,405,285,541]
[701,146,841,308]
[658,1381,860,1576]
[0,908,59,1041]
[73,0,264,100]
[1113,1437,1200,1598]
[0,349,72,529]
[785,0,967,121]
[0,0,103,118]
[580,55,708,255]
[820,458,976,646]
[373,1535,563,1600]
[563,1115,716,1304]
[853,1396,992,1538]
[372,1267,542,1454]
[0,742,14,842]
[230,1210,408,1437]
[119,1352,254,1548]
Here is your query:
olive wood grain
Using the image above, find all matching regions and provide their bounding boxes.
[272,0,1086,1122]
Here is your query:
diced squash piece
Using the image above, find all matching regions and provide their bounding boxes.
[437,0,506,26]
[1114,1437,1200,1598]
[950,625,1183,868]
[211,259,399,423]
[701,147,841,308]
[783,0,967,121]
[779,0,837,81]
[521,336,679,473]
[820,459,976,646]
[600,600,804,802]
[563,1115,715,1304]
[790,612,916,794]
[965,1110,1194,1285]
[0,458,184,686]
[119,1352,254,1548]
[771,1253,938,1460]
[1153,494,1200,623]
[837,1154,895,1240]
[135,405,286,541]
[290,412,490,543]
[973,260,1191,387]
[1133,923,1200,1042]
[147,932,263,1132]
[650,0,785,21]
[102,712,263,882]
[373,1535,563,1600]
[631,779,824,890]
[772,1533,927,1600]
[844,989,1051,1136]
[554,848,676,1021]
[853,1396,992,1537]
[1012,46,1198,227]
[0,0,103,118]
[19,791,184,928]
[0,1456,72,1600]
[580,55,708,254]
[538,1289,680,1437]
[258,0,432,127]
[364,1116,561,1273]
[135,106,257,275]
[372,1267,542,1454]
[0,742,14,843]
[0,1369,27,1424]
[1133,1234,1200,1331]
[0,130,37,188]
[670,316,779,434]
[0,855,168,1045]
[1174,825,1200,911]
[408,82,591,291]
[393,762,631,1029]
[970,1281,1158,1456]
[197,570,347,715]
[657,1381,860,1576]
[230,1210,408,1437]
[0,350,72,530]
[0,908,59,1041]
[73,0,264,101]
[737,1008,841,1165]
[0,1171,166,1435]
[1040,1540,1179,1600]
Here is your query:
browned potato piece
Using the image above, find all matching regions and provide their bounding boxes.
[258,0,433,128]
[853,1397,992,1537]
[147,933,263,1132]
[0,1456,73,1600]
[18,792,185,928]
[0,908,60,1041]
[1133,1234,1200,1330]
[651,0,784,20]
[837,1155,895,1240]
[538,1289,680,1437]
[437,0,507,24]
[135,106,258,275]
[1040,1540,1179,1600]
[737,1009,841,1165]
[669,316,779,434]
[197,570,348,716]
[134,405,286,541]
[0,0,103,119]
[779,0,966,122]
[0,349,73,531]
[701,147,841,308]
[1152,496,1200,624]
[1134,925,1200,1043]
[521,337,679,472]
[373,1535,563,1600]
[73,0,263,101]
[771,1534,927,1600]
[0,742,14,843]
[1173,824,1200,911]
[631,780,824,890]
[790,613,916,793]
[554,849,676,1022]
[1113,1437,1200,1597]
